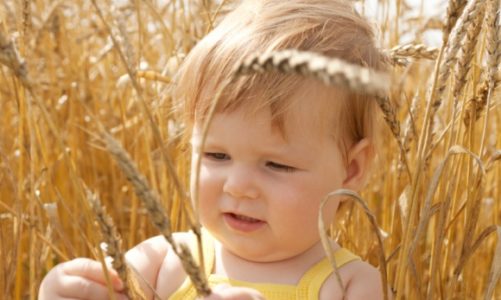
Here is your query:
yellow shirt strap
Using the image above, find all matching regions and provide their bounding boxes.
[296,248,361,299]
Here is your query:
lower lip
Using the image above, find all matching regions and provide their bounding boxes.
[223,213,266,233]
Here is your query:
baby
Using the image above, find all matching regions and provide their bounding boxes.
[39,0,388,299]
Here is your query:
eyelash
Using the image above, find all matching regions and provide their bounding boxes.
[266,161,296,173]
[203,152,296,173]
[204,152,229,161]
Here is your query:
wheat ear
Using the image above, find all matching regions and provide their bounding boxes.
[433,0,484,114]
[0,30,28,84]
[237,49,389,98]
[101,131,211,297]
[85,188,146,300]
[453,8,484,102]
[463,79,491,126]
[486,0,500,88]
[478,0,500,157]
[443,0,468,39]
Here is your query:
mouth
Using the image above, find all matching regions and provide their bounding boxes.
[223,212,266,232]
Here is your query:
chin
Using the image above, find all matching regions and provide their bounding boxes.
[227,244,286,262]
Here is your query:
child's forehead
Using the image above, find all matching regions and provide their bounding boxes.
[246,79,346,132]
[194,79,348,142]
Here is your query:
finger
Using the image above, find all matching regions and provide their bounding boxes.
[62,258,124,291]
[58,275,128,300]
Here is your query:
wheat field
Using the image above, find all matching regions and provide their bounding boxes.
[0,0,500,299]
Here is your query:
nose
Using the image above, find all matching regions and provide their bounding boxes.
[223,164,260,199]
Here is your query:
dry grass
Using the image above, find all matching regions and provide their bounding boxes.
[0,0,500,299]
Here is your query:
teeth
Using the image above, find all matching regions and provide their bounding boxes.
[233,214,258,222]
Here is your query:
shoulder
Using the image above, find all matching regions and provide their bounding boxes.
[344,260,383,300]
[126,232,193,264]
[319,260,383,300]
[125,232,195,299]
[155,232,198,298]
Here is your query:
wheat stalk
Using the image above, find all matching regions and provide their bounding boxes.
[319,189,389,300]
[485,227,501,299]
[399,92,420,174]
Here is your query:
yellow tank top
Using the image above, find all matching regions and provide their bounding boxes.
[169,230,360,300]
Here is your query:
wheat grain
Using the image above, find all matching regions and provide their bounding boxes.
[387,44,439,61]
[443,0,467,39]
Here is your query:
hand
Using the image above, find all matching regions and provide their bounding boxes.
[201,284,265,300]
[39,257,128,300]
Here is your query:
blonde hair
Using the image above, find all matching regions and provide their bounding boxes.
[175,0,389,150]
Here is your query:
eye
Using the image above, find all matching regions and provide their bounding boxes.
[204,152,230,161]
[266,161,296,173]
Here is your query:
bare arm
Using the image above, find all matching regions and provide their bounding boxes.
[124,235,170,299]
[344,262,383,300]
[39,232,264,300]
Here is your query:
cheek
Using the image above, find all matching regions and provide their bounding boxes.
[270,176,340,225]
[269,179,321,222]
[191,165,221,213]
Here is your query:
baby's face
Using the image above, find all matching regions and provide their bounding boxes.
[190,94,348,262]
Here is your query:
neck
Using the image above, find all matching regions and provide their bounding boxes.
[214,239,340,285]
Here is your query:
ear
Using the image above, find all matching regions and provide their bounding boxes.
[342,138,374,191]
